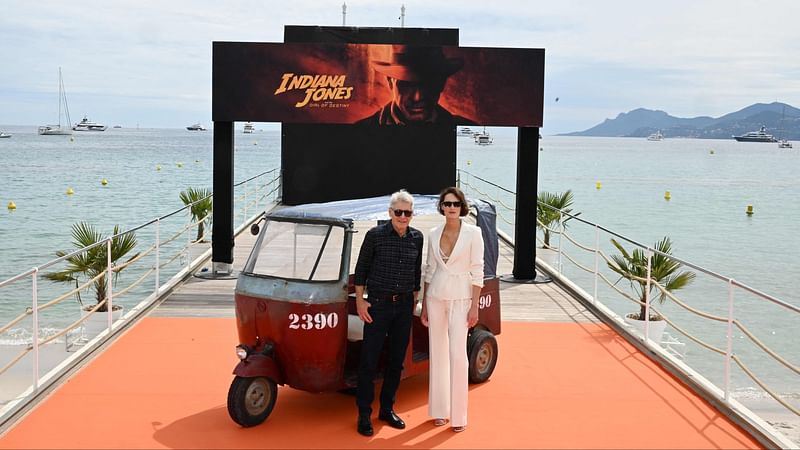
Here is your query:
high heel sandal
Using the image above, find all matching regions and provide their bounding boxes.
[433,418,448,427]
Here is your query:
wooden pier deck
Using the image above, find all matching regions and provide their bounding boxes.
[0,214,762,449]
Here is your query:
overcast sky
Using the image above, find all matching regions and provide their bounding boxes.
[2,0,799,134]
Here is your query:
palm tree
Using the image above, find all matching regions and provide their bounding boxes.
[179,187,213,242]
[44,222,138,312]
[536,190,577,248]
[607,237,696,321]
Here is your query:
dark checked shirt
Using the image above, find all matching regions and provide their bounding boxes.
[354,221,424,295]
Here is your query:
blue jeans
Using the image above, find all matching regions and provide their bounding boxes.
[356,294,414,417]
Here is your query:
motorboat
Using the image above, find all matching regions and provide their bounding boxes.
[73,116,107,132]
[243,122,255,134]
[38,67,73,136]
[474,127,493,145]
[186,123,207,131]
[733,126,777,142]
[647,130,664,141]
[0,132,11,138]
[475,133,493,145]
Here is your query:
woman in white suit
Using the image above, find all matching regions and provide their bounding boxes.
[421,186,484,432]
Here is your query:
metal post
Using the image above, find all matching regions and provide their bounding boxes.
[557,216,563,274]
[724,279,734,402]
[645,250,652,341]
[155,218,160,294]
[106,239,113,331]
[31,268,39,390]
[187,216,192,269]
[400,4,405,27]
[593,225,599,305]
[342,2,346,26]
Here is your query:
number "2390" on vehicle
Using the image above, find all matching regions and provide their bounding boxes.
[288,312,339,330]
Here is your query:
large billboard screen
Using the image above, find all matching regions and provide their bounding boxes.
[213,42,544,127]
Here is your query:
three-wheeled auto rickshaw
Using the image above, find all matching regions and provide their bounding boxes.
[227,195,501,427]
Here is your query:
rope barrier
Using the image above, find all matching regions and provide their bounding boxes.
[732,355,800,416]
[734,319,800,375]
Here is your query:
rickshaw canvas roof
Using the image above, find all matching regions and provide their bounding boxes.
[268,195,441,222]
[268,195,499,279]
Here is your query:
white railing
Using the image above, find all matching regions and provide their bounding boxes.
[0,169,281,421]
[458,169,799,436]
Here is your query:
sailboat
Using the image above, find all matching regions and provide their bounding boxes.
[38,68,73,136]
[778,106,793,149]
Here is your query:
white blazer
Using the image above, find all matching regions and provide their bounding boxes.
[424,221,485,300]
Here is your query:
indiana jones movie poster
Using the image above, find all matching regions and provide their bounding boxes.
[213,42,544,127]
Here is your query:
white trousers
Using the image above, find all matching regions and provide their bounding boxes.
[427,296,472,427]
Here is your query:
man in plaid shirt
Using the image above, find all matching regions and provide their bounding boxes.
[353,190,424,436]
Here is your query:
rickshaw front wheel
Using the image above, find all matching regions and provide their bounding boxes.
[227,376,278,427]
[467,329,498,384]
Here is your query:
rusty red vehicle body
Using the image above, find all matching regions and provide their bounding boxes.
[227,195,501,427]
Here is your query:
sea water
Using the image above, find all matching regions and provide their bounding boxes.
[0,125,797,405]
[458,129,799,408]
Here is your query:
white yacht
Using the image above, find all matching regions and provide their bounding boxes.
[647,130,664,141]
[186,123,207,131]
[474,127,493,145]
[38,68,73,136]
[0,132,11,138]
[778,139,793,149]
[458,126,474,137]
[733,126,777,142]
[73,116,107,132]
[243,122,255,134]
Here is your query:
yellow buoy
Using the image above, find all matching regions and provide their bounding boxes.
[101,178,108,186]
[176,162,183,168]
[253,141,258,146]
[156,165,162,171]
[69,136,74,142]
[195,160,200,163]
[596,181,602,190]
[66,187,75,195]
[709,149,715,155]
[7,201,16,210]
[467,160,472,166]
[746,205,754,216]
[664,191,671,201]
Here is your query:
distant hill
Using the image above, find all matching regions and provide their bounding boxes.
[561,102,800,140]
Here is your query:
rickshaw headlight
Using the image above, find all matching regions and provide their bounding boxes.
[235,345,249,360]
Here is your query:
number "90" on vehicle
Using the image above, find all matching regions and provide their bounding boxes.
[288,312,339,330]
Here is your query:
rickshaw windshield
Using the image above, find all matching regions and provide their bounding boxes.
[244,220,346,282]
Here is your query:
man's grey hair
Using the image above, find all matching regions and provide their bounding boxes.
[389,189,414,208]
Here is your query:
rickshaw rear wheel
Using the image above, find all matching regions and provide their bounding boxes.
[468,329,498,384]
[227,376,278,427]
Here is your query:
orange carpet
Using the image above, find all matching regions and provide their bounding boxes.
[0,318,761,449]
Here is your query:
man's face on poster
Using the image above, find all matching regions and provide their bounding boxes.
[387,77,447,122]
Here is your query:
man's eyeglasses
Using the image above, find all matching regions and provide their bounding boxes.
[441,201,462,208]
[391,209,414,217]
